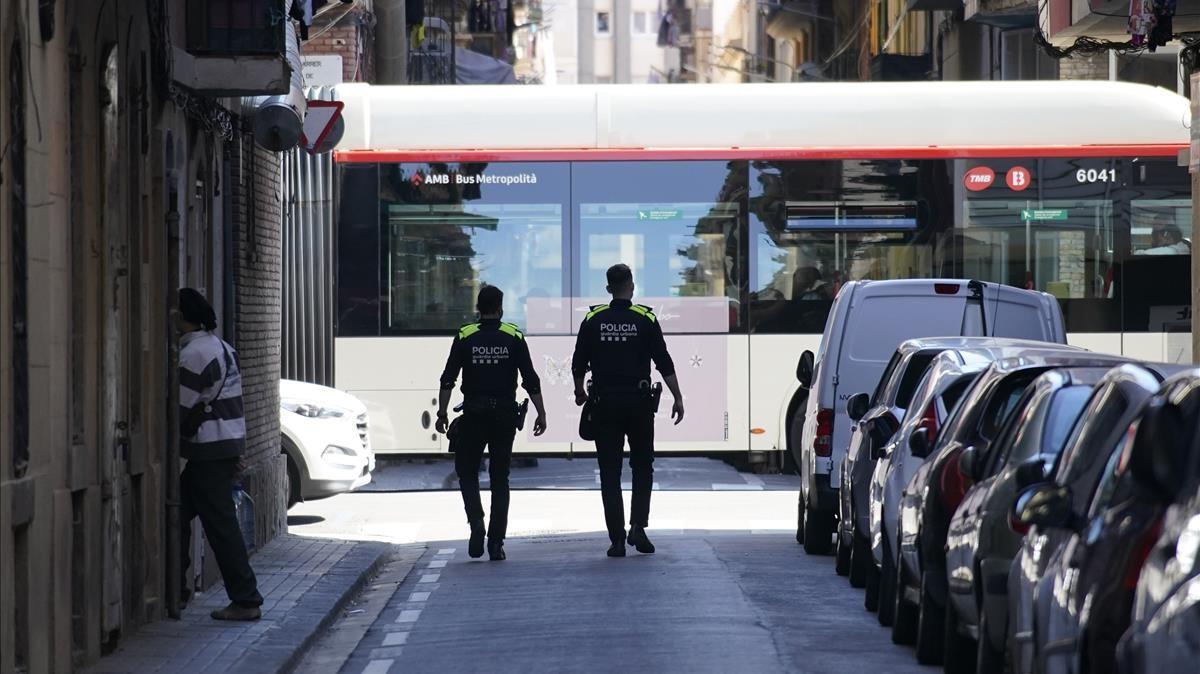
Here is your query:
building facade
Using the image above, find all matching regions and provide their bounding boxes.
[0,1,303,670]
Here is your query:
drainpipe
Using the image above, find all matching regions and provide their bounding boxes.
[244,13,307,151]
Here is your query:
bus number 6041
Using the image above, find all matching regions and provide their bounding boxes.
[1077,168,1117,183]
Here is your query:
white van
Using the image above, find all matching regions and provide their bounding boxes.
[794,279,1066,553]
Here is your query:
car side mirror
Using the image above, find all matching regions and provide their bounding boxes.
[1015,458,1048,492]
[796,351,815,389]
[1014,483,1077,531]
[847,393,870,422]
[908,427,931,459]
[958,446,980,482]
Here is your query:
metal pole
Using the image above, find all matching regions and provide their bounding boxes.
[1191,69,1200,364]
[165,185,182,619]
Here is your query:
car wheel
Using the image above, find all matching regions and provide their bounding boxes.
[943,595,975,674]
[849,531,870,588]
[835,530,852,576]
[891,549,918,645]
[916,571,945,665]
[802,505,833,555]
[864,561,881,612]
[976,608,1004,674]
[286,455,301,509]
[878,535,896,626]
[796,493,806,545]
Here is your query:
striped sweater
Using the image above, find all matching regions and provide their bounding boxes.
[179,330,246,460]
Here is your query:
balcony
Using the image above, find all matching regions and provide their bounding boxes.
[1040,0,1200,45]
[172,0,293,96]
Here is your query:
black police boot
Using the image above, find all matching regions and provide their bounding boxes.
[468,519,486,558]
[488,539,506,561]
[607,534,627,557]
[628,525,655,554]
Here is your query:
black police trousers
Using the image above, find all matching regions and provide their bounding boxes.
[453,412,516,541]
[593,397,655,542]
[180,458,263,607]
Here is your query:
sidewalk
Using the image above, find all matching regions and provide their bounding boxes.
[86,534,411,674]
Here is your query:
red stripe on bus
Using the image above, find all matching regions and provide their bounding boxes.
[333,145,1185,163]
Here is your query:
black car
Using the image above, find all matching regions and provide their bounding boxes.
[1019,370,1200,674]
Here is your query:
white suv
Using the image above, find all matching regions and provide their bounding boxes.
[280,379,376,507]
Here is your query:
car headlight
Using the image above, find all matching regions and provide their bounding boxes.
[282,401,348,419]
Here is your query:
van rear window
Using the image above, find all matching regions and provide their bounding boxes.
[846,297,964,364]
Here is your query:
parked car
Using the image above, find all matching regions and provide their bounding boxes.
[795,278,1067,554]
[867,348,987,625]
[1022,370,1200,674]
[1118,433,1200,673]
[940,367,1109,673]
[893,350,1114,665]
[1006,363,1188,674]
[839,337,1067,587]
[280,379,376,507]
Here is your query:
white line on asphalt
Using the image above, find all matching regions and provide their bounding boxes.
[382,632,409,647]
[418,573,440,583]
[362,659,394,674]
[437,548,456,555]
[426,560,447,569]
[712,483,762,491]
[408,591,431,602]
[395,609,422,624]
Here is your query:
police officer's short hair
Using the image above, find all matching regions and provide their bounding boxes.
[477,285,503,314]
[606,263,633,290]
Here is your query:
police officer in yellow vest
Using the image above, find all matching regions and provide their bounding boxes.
[437,286,547,560]
[571,264,685,557]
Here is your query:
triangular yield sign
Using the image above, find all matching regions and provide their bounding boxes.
[301,100,344,152]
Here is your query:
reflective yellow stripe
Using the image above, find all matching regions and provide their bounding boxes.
[630,304,657,323]
[585,304,609,321]
[458,323,481,339]
[499,322,524,339]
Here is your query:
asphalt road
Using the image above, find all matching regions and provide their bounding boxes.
[289,460,935,673]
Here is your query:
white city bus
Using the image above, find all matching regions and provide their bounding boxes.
[329,81,1193,457]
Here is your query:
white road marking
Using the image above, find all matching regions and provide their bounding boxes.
[437,548,456,555]
[712,483,762,491]
[408,591,431,602]
[395,609,422,623]
[418,573,440,583]
[427,559,447,569]
[382,632,409,647]
[362,659,394,674]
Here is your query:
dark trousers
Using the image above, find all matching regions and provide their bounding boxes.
[453,412,516,541]
[594,398,655,542]
[180,458,263,607]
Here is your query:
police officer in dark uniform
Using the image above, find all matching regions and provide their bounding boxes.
[571,264,685,557]
[436,286,547,560]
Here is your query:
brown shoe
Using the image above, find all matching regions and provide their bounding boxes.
[211,603,262,621]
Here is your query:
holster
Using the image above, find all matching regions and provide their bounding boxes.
[515,399,530,430]
[649,382,663,413]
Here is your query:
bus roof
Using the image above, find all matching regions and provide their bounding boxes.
[331,81,1189,162]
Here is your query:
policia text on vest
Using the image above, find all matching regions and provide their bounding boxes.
[571,264,685,558]
[436,286,547,561]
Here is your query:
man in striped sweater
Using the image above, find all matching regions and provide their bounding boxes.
[178,288,263,621]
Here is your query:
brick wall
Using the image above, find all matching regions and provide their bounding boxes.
[305,8,376,83]
[1059,52,1108,80]
[230,134,288,548]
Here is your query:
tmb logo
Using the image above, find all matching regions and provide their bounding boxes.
[963,166,995,192]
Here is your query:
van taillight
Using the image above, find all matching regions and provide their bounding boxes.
[814,409,834,457]
[934,283,961,295]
